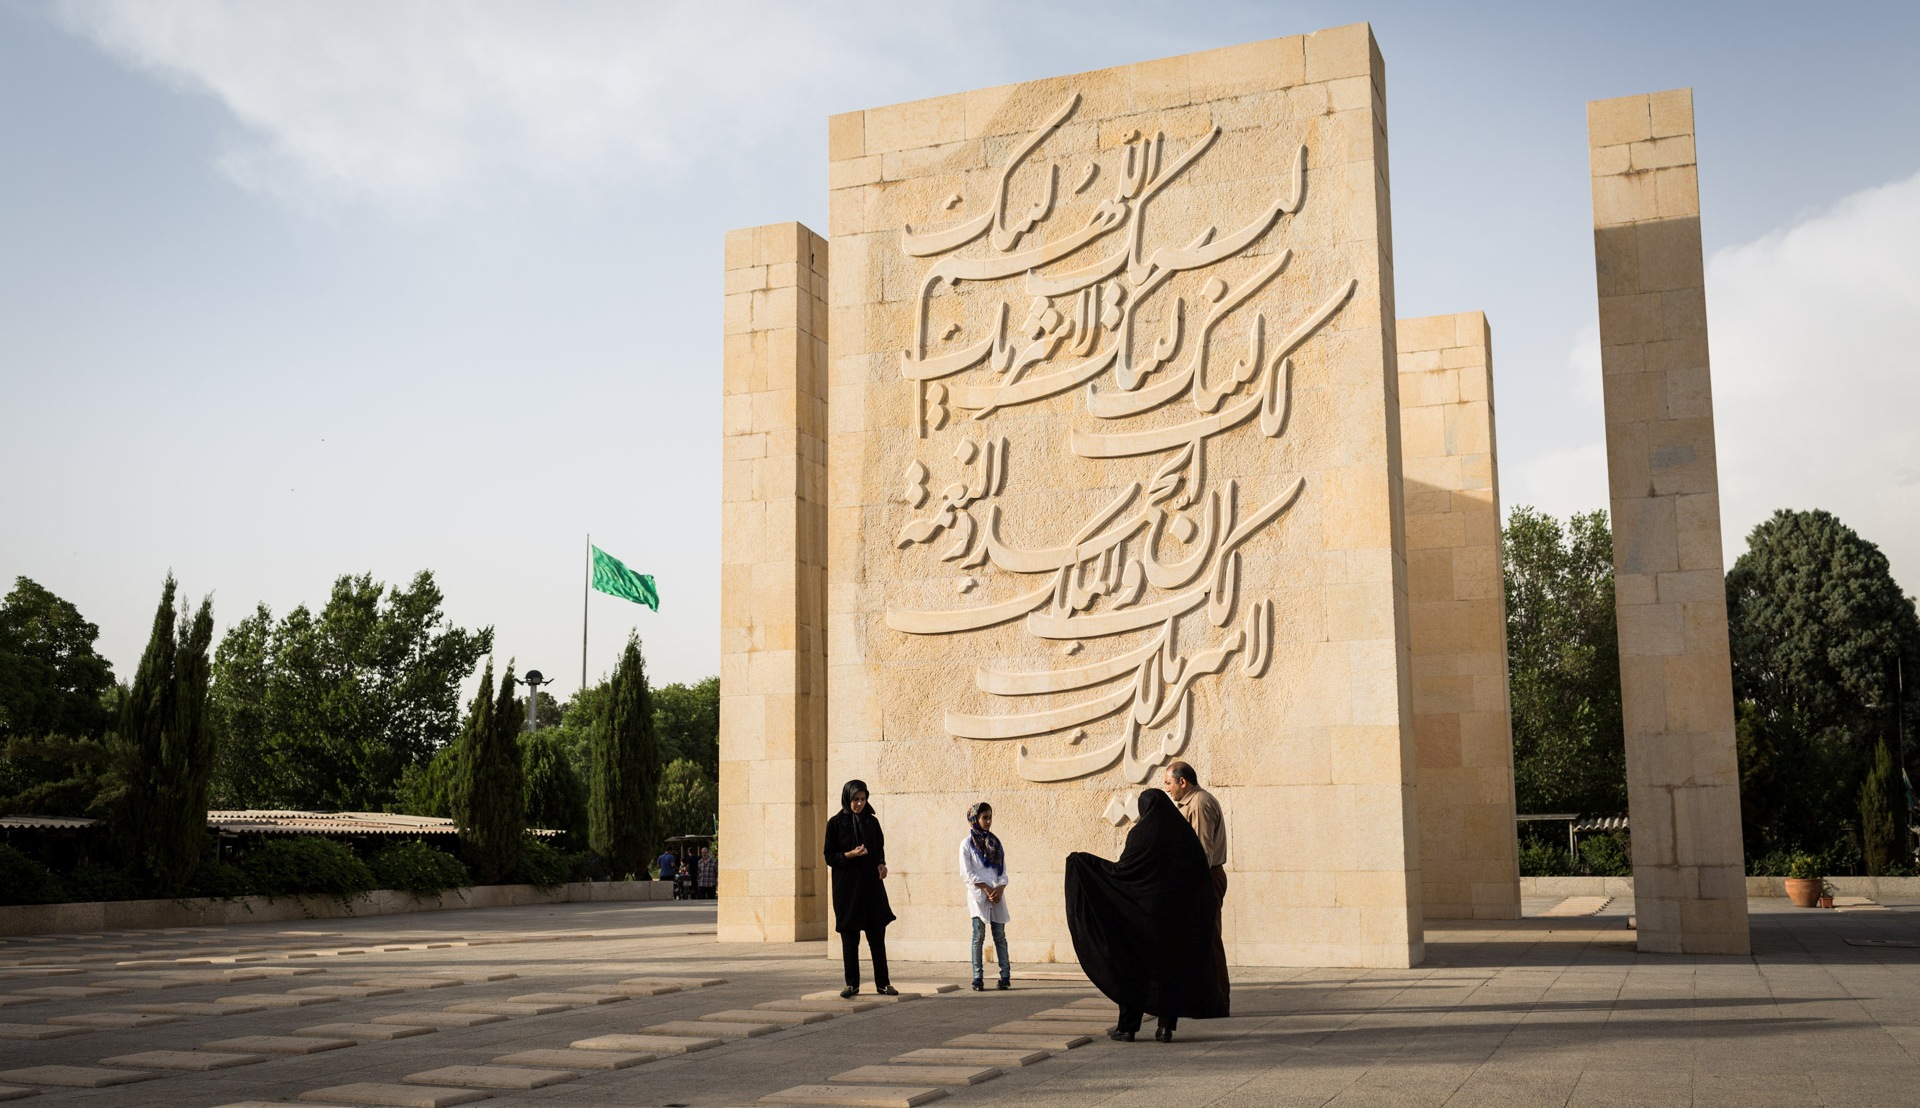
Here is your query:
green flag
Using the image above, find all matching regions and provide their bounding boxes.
[590,545,659,611]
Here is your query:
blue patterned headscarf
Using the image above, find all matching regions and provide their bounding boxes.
[967,802,1004,877]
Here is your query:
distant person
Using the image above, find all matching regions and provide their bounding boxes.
[823,779,896,998]
[1165,760,1229,1001]
[656,848,678,881]
[696,845,718,900]
[674,856,694,901]
[959,801,1011,991]
[1065,787,1227,1042]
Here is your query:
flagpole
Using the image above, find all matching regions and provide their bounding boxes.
[581,532,590,692]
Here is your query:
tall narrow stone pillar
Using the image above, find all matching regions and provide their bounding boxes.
[1587,89,1749,955]
[1397,312,1520,920]
[718,222,830,943]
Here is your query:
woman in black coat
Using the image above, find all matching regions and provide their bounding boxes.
[1065,786,1228,1041]
[823,779,897,997]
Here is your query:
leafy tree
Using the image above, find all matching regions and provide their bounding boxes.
[96,576,216,894]
[1727,509,1919,868]
[515,690,564,732]
[0,577,116,744]
[654,676,719,778]
[521,729,586,844]
[657,757,717,839]
[394,741,461,819]
[1503,507,1626,814]
[1860,740,1901,875]
[207,572,492,810]
[454,660,524,883]
[590,634,657,875]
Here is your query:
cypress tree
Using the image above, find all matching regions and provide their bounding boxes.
[104,575,216,893]
[590,634,657,876]
[1860,740,1901,876]
[456,660,525,883]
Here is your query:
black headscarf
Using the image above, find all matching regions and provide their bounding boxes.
[1064,787,1228,1019]
[824,779,894,934]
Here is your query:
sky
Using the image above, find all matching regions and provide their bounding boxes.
[1,0,1915,697]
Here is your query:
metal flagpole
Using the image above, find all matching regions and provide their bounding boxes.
[581,533,590,692]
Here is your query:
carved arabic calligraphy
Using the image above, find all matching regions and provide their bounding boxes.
[884,91,1352,785]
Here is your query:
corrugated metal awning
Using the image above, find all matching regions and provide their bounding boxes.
[0,815,101,829]
[1573,815,1629,834]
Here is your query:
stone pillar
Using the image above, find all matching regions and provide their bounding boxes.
[1397,312,1520,920]
[1587,89,1750,955]
[718,222,831,943]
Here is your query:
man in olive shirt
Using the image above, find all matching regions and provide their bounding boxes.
[1164,760,1228,999]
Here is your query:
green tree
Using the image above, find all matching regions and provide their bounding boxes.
[590,634,657,875]
[657,757,717,839]
[97,576,216,893]
[653,676,719,778]
[1503,506,1626,814]
[521,729,587,843]
[207,571,492,810]
[455,660,524,883]
[1860,740,1901,875]
[394,741,462,819]
[1727,509,1919,867]
[0,577,116,744]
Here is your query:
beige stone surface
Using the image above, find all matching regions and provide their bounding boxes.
[505,991,620,1006]
[641,1019,779,1039]
[820,22,1417,970]
[720,221,833,945]
[0,1087,31,1101]
[893,1047,1049,1067]
[946,1033,1088,1050]
[205,1035,354,1054]
[1587,89,1749,957]
[0,1066,157,1087]
[830,1065,1000,1085]
[443,1000,567,1015]
[300,1085,486,1108]
[570,1033,721,1053]
[218,992,334,1007]
[1397,311,1520,921]
[0,1022,85,1039]
[403,1065,576,1089]
[703,1007,832,1025]
[100,1050,264,1071]
[757,997,885,1013]
[762,1087,948,1108]
[492,1048,654,1070]
[295,1022,436,1041]
[371,1011,502,1028]
[47,1011,179,1028]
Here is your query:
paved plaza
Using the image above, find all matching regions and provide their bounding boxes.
[0,896,1916,1107]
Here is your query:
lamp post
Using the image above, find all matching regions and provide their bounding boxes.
[519,669,554,732]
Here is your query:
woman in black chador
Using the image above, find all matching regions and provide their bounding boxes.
[823,779,897,997]
[1065,787,1228,1042]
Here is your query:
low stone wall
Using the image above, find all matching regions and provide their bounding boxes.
[1521,875,1920,900]
[0,880,675,937]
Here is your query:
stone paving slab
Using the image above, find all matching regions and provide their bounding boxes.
[0,1086,33,1100]
[892,1048,1049,1067]
[571,1032,721,1053]
[1024,1007,1108,1020]
[704,1008,832,1026]
[986,1020,1107,1036]
[93,976,193,990]
[757,998,886,1013]
[101,1050,265,1071]
[889,983,962,994]
[130,1001,267,1015]
[300,1084,489,1107]
[219,992,337,1007]
[643,1019,781,1039]
[47,1011,182,1028]
[0,1066,160,1088]
[404,1065,578,1089]
[946,1033,1090,1051]
[1061,998,1109,1009]
[506,991,623,1005]
[565,982,678,996]
[428,972,517,983]
[804,989,918,1002]
[759,1085,947,1107]
[292,984,405,997]
[443,1000,569,1015]
[297,1022,437,1041]
[0,997,44,1007]
[623,975,724,987]
[205,1034,356,1054]
[492,1047,656,1070]
[373,1011,504,1028]
[356,976,459,988]
[14,985,127,998]
[830,1065,1001,1086]
[0,1023,86,1040]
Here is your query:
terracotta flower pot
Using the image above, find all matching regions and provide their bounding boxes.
[1785,877,1821,908]
[1818,895,1835,909]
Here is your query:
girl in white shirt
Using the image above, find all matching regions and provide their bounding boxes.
[960,801,1010,990]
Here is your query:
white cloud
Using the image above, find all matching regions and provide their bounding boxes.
[1500,323,1608,524]
[55,0,935,210]
[1709,169,1920,590]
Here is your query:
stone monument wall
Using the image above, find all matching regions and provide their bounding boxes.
[825,24,1423,967]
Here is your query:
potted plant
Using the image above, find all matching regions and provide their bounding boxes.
[1818,880,1835,910]
[1784,852,1822,908]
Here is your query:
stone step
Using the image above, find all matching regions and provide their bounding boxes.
[571,1033,721,1054]
[130,1001,265,1016]
[292,985,404,998]
[891,1048,1048,1067]
[218,993,337,1007]
[296,1022,437,1042]
[95,976,193,990]
[758,1085,946,1107]
[756,998,884,1014]
[803,990,918,1003]
[15,986,126,999]
[373,1011,504,1029]
[427,972,517,983]
[1025,1008,1109,1021]
[828,1065,1000,1086]
[988,1020,1107,1036]
[300,1084,489,1107]
[0,1066,160,1088]
[0,1086,31,1101]
[887,983,961,995]
[443,1000,570,1016]
[102,1050,264,1071]
[354,977,459,989]
[0,1024,85,1040]
[493,1048,655,1070]
[507,992,624,1006]
[946,1033,1090,1051]
[641,1020,778,1039]
[703,1008,831,1026]
[0,997,44,1008]
[621,976,725,988]
[204,1035,356,1055]
[1062,998,1110,1010]
[404,1066,577,1090]
[48,1012,182,1029]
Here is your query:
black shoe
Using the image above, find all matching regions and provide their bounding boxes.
[839,986,857,999]
[996,978,1011,990]
[971,980,984,991]
[877,985,899,996]
[1107,1028,1135,1042]
[1155,1027,1174,1043]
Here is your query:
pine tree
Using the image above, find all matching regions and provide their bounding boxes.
[1860,739,1901,876]
[455,660,525,883]
[590,634,657,876]
[102,575,216,893]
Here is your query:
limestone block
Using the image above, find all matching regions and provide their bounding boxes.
[204,1035,354,1054]
[570,1033,720,1053]
[493,1048,653,1070]
[101,1050,263,1071]
[371,1012,504,1028]
[296,1023,435,1041]
[0,1023,85,1039]
[403,1066,577,1090]
[765,1087,949,1107]
[0,1066,159,1088]
[830,1065,1001,1085]
[894,1047,1048,1066]
[300,1085,487,1108]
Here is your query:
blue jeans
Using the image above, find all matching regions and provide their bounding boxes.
[970,917,1010,984]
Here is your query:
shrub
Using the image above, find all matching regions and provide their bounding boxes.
[1578,832,1632,876]
[1785,851,1821,880]
[1517,835,1573,877]
[242,837,374,901]
[511,835,589,889]
[178,857,250,900]
[60,864,146,903]
[371,839,470,898]
[0,844,61,905]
